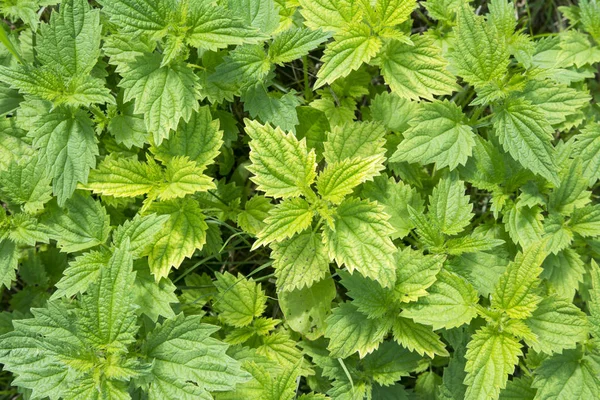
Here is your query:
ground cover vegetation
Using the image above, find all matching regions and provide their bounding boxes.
[0,0,599,398]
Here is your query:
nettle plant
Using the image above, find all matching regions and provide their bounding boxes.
[0,0,600,398]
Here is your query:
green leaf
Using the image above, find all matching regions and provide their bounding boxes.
[0,156,52,214]
[242,84,301,133]
[151,106,223,168]
[52,249,111,299]
[492,98,559,185]
[588,260,600,338]
[370,91,419,132]
[112,213,170,258]
[392,316,449,358]
[449,3,509,87]
[464,325,522,400]
[323,198,397,288]
[272,231,331,291]
[362,341,421,386]
[37,0,101,76]
[429,173,474,235]
[214,272,267,327]
[147,198,208,280]
[324,302,389,358]
[119,53,200,145]
[42,191,111,253]
[574,122,600,185]
[323,121,387,164]
[29,107,98,205]
[339,269,395,319]
[402,270,478,329]
[228,0,279,35]
[279,277,336,340]
[503,204,544,247]
[361,176,424,239]
[245,119,317,199]
[85,156,163,197]
[532,349,600,399]
[0,240,18,289]
[78,240,137,351]
[380,34,457,100]
[314,24,382,89]
[571,205,600,237]
[395,247,445,302]
[492,244,547,319]
[375,0,417,27]
[391,100,475,170]
[236,196,272,236]
[133,266,177,322]
[254,197,315,248]
[525,295,588,355]
[298,0,361,33]
[317,156,385,204]
[269,27,331,65]
[143,314,250,397]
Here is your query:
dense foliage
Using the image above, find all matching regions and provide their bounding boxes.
[0,0,599,399]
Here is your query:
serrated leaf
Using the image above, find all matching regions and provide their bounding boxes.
[503,204,544,247]
[574,122,600,185]
[380,34,457,100]
[339,269,395,319]
[0,156,52,214]
[147,198,208,280]
[391,100,474,170]
[395,247,445,302]
[323,120,387,164]
[85,157,163,197]
[492,98,559,185]
[315,24,381,89]
[323,197,397,288]
[532,349,600,399]
[52,249,111,299]
[464,325,522,400]
[151,106,223,168]
[119,53,200,145]
[361,176,424,239]
[272,231,331,291]
[429,173,473,235]
[0,240,18,289]
[324,302,389,358]
[112,213,170,258]
[42,191,110,253]
[317,156,384,204]
[254,197,314,248]
[298,0,361,33]
[362,341,421,386]
[143,314,250,397]
[525,295,588,355]
[269,27,330,64]
[245,119,317,198]
[214,272,267,327]
[449,3,509,87]
[280,277,335,340]
[492,244,547,319]
[29,107,98,205]
[392,316,449,358]
[402,270,478,329]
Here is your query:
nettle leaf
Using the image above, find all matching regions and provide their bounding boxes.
[589,260,600,338]
[380,34,457,100]
[147,198,208,280]
[52,249,111,298]
[574,122,600,185]
[254,197,315,248]
[449,2,509,88]
[323,120,387,164]
[402,270,479,330]
[391,100,475,170]
[213,272,267,327]
[42,191,111,253]
[0,156,53,214]
[524,295,588,355]
[317,156,385,204]
[315,24,382,89]
[242,84,301,133]
[395,247,445,302]
[112,213,170,258]
[429,173,474,235]
[142,314,250,398]
[279,277,336,340]
[492,244,547,319]
[29,107,98,205]
[0,240,18,289]
[323,198,397,288]
[272,231,331,291]
[361,176,424,239]
[464,325,522,400]
[492,98,559,185]
[151,106,223,168]
[339,269,395,319]
[362,341,421,386]
[119,53,200,145]
[391,316,449,358]
[324,302,389,358]
[532,349,600,399]
[269,27,331,65]
[246,119,317,199]
[228,0,280,35]
[298,0,362,33]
